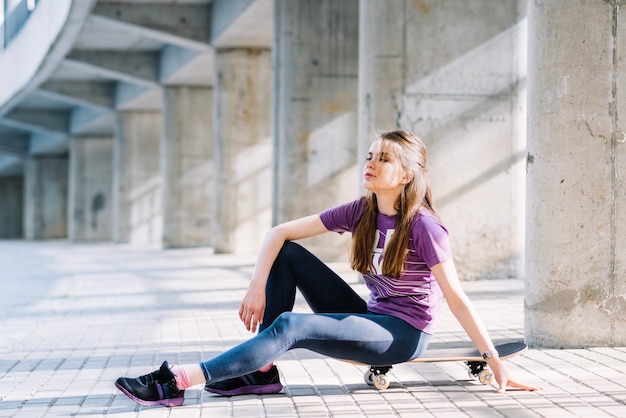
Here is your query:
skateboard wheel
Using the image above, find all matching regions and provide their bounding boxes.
[478,369,493,385]
[364,370,375,386]
[374,374,390,390]
[467,369,477,380]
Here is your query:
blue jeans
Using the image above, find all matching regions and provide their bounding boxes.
[199,241,431,383]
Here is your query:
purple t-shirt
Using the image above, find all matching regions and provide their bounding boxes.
[319,197,451,334]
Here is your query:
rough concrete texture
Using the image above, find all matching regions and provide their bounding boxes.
[273,0,360,260]
[0,176,23,238]
[162,87,213,249]
[212,49,272,255]
[68,137,113,241]
[526,0,626,347]
[359,0,527,280]
[23,156,68,239]
[113,111,162,246]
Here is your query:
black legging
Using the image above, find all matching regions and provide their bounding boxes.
[199,242,431,383]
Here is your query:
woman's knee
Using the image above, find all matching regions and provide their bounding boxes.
[277,241,306,260]
[272,241,314,273]
[270,312,308,336]
[273,311,296,327]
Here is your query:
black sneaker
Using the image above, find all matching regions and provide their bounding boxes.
[204,365,283,396]
[115,361,185,407]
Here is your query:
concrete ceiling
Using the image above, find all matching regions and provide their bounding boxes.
[0,0,272,176]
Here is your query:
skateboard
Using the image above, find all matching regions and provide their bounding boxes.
[361,341,527,390]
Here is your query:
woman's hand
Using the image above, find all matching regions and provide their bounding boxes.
[431,261,543,393]
[238,215,329,333]
[489,358,543,393]
[239,280,266,333]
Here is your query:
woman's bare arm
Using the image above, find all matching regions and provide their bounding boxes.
[239,214,329,332]
[431,260,542,393]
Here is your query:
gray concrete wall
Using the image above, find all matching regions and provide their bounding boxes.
[212,49,272,255]
[112,111,162,246]
[0,176,23,238]
[359,0,527,280]
[162,87,213,249]
[526,0,626,347]
[1,1,538,288]
[68,137,113,241]
[23,156,68,239]
[274,0,360,260]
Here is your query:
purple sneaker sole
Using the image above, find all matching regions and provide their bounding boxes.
[115,381,184,407]
[205,382,283,396]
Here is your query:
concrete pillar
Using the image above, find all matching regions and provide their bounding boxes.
[359,0,527,280]
[162,87,213,248]
[68,137,113,241]
[357,0,405,145]
[23,156,68,239]
[526,1,626,347]
[0,176,23,238]
[113,111,162,246]
[213,49,272,255]
[274,0,359,260]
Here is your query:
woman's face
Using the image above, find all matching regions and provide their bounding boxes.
[363,140,409,196]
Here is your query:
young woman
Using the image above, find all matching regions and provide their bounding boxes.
[115,130,541,407]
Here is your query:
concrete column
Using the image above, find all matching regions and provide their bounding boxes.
[274,0,359,260]
[23,156,68,239]
[526,1,626,347]
[0,176,23,238]
[359,0,527,280]
[112,111,162,246]
[213,49,272,255]
[357,0,405,147]
[68,137,113,241]
[162,87,213,248]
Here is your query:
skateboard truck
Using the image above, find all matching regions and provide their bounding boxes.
[360,341,525,390]
[466,361,494,385]
[364,362,493,390]
[364,365,393,390]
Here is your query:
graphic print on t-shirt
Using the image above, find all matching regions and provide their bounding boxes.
[372,228,395,274]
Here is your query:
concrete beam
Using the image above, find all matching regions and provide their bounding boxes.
[70,108,115,136]
[64,51,160,87]
[3,110,69,134]
[0,144,28,158]
[0,133,29,158]
[91,3,212,51]
[0,155,23,176]
[115,82,162,110]
[211,0,272,48]
[43,81,158,132]
[160,46,213,86]
[29,132,69,156]
[38,81,116,110]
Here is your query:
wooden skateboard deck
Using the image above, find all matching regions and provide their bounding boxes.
[361,341,527,389]
[411,341,527,363]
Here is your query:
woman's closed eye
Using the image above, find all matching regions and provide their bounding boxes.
[367,153,392,162]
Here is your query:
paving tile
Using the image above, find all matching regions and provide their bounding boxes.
[1,240,626,417]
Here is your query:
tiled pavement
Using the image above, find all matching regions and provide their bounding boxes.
[0,240,625,417]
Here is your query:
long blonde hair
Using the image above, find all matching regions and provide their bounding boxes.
[350,130,437,278]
